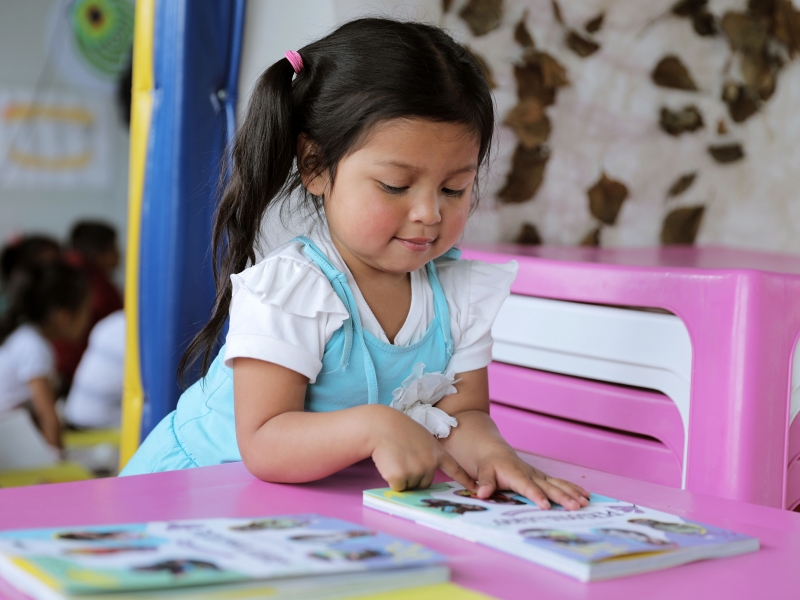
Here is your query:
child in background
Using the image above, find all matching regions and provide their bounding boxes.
[64,309,125,429]
[122,18,590,510]
[56,221,123,392]
[0,262,91,448]
[0,235,61,316]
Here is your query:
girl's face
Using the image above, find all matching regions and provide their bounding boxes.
[307,118,480,276]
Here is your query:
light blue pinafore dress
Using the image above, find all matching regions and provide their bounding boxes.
[120,237,457,476]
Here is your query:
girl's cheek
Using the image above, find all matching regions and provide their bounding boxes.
[443,201,470,236]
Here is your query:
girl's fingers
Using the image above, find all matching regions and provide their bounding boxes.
[438,451,477,493]
[475,464,497,499]
[509,476,551,509]
[547,477,591,506]
[418,471,435,490]
[406,472,423,490]
[538,479,582,510]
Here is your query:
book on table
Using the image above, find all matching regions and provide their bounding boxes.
[363,482,759,582]
[0,514,447,599]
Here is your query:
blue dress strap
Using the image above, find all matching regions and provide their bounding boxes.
[295,236,379,404]
[425,258,455,360]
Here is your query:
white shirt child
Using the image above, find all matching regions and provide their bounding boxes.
[0,324,56,413]
[64,310,125,429]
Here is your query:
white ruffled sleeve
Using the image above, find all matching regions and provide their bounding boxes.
[224,252,349,383]
[437,258,519,375]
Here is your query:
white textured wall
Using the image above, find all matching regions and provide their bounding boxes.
[450,0,800,252]
[239,0,800,253]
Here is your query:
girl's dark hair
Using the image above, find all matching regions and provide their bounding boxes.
[0,262,90,345]
[0,235,61,284]
[179,17,495,383]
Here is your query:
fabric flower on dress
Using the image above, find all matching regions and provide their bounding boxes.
[390,362,459,438]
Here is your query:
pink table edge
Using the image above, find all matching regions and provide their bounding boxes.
[1,456,799,600]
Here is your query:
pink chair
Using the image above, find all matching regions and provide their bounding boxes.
[462,244,800,510]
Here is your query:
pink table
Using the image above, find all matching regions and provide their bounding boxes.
[463,244,800,510]
[1,454,799,600]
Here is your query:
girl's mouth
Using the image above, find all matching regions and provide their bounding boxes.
[395,236,435,252]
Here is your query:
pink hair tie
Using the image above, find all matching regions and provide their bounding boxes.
[285,50,304,74]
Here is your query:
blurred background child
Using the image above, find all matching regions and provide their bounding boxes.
[0,235,61,316]
[56,221,123,395]
[64,309,125,429]
[0,262,91,449]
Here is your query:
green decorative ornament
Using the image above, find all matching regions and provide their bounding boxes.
[69,0,134,79]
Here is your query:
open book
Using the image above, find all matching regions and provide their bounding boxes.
[364,482,759,582]
[0,514,447,599]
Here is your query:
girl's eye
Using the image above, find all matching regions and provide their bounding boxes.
[442,187,466,198]
[380,183,408,195]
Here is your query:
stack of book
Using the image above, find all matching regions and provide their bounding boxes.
[0,514,447,599]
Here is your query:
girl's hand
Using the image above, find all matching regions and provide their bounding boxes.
[475,444,590,510]
[369,405,476,493]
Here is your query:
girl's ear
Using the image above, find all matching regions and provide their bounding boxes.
[297,134,329,196]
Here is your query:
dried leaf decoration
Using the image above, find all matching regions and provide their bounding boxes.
[515,223,542,245]
[551,0,564,25]
[498,145,550,203]
[566,31,600,57]
[717,120,728,134]
[660,105,704,135]
[504,99,551,148]
[721,81,759,122]
[708,143,745,163]
[585,12,604,34]
[661,206,705,244]
[514,51,569,106]
[672,0,717,36]
[459,0,503,37]
[514,15,535,50]
[652,56,698,90]
[587,173,629,225]
[774,0,800,56]
[672,0,707,17]
[442,0,454,14]
[720,11,769,53]
[580,227,601,247]
[667,172,698,197]
[740,52,777,100]
[468,48,497,89]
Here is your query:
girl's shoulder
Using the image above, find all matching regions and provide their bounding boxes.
[433,253,519,305]
[0,324,55,376]
[230,240,347,319]
[4,324,51,354]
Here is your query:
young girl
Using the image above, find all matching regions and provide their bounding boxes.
[0,262,91,448]
[121,18,590,511]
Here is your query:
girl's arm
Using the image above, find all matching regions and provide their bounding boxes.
[233,357,475,491]
[436,368,590,510]
[27,377,62,449]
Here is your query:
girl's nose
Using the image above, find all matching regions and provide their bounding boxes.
[409,193,441,225]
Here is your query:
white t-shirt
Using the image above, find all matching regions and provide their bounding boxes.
[224,230,518,383]
[64,310,125,428]
[0,324,56,412]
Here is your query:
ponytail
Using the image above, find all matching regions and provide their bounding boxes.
[178,57,299,384]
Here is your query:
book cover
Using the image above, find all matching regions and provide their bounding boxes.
[0,514,446,598]
[363,482,759,581]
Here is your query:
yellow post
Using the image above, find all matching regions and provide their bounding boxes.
[120,0,155,468]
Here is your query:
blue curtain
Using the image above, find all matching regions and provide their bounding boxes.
[138,0,246,438]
